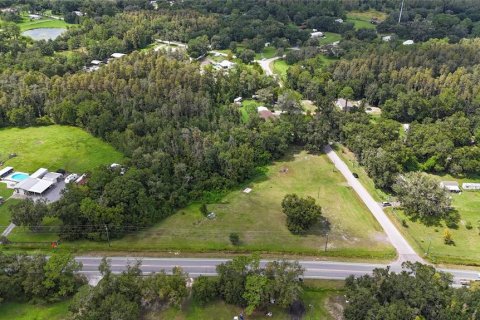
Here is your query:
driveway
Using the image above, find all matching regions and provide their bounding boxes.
[324,145,422,263]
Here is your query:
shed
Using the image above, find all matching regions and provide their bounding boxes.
[234,97,243,104]
[335,18,344,23]
[462,183,480,190]
[440,181,460,193]
[403,40,414,45]
[0,166,14,178]
[111,53,126,59]
[310,31,324,38]
[30,168,48,179]
[91,60,102,65]
[382,35,392,42]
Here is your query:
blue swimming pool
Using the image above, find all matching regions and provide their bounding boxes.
[9,173,29,181]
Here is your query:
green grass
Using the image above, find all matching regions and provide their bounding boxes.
[346,9,386,31]
[148,280,344,320]
[239,100,262,123]
[19,19,68,31]
[318,32,342,45]
[272,59,289,81]
[346,17,376,30]
[0,301,70,320]
[255,46,277,60]
[10,149,395,259]
[0,125,123,174]
[0,199,22,229]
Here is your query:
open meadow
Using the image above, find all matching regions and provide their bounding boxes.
[0,125,123,174]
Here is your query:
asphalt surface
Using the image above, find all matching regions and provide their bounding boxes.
[324,145,421,263]
[77,257,480,286]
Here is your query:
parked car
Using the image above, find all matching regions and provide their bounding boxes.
[352,172,359,178]
[382,202,392,207]
[65,173,79,184]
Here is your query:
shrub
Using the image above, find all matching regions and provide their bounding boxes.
[229,233,240,246]
[200,203,209,217]
[443,229,454,245]
[466,221,473,230]
[402,219,408,228]
[192,276,219,305]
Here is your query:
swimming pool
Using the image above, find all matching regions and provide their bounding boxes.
[5,172,30,182]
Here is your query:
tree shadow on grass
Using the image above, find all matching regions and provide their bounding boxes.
[304,216,331,237]
[407,208,460,229]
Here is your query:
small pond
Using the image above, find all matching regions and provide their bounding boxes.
[22,28,66,41]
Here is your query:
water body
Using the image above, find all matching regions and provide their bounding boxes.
[22,28,66,41]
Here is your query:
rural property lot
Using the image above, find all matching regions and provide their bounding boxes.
[23,148,394,259]
[337,144,480,266]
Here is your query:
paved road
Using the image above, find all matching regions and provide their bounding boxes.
[255,56,281,76]
[324,145,421,263]
[77,257,479,286]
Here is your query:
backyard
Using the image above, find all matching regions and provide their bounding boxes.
[0,125,123,173]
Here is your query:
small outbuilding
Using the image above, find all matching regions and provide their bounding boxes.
[440,181,461,193]
[234,97,243,104]
[111,53,126,59]
[462,183,480,191]
[403,40,414,45]
[0,166,14,178]
[310,31,324,38]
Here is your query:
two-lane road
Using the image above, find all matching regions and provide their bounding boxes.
[77,257,479,286]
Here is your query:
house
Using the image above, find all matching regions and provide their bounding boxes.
[335,98,358,111]
[234,97,243,104]
[111,53,126,59]
[28,14,42,20]
[462,183,480,190]
[403,40,414,45]
[335,18,344,23]
[216,60,235,70]
[14,177,54,196]
[73,11,84,16]
[382,35,392,42]
[310,31,324,38]
[257,106,278,120]
[440,181,461,193]
[0,167,14,178]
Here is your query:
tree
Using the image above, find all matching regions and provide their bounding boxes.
[238,49,255,64]
[339,86,354,109]
[200,203,209,217]
[277,90,302,114]
[443,228,454,245]
[192,276,219,305]
[393,172,451,222]
[143,267,188,309]
[243,274,269,315]
[281,194,321,234]
[187,35,209,58]
[10,199,49,232]
[43,252,84,302]
[265,260,304,308]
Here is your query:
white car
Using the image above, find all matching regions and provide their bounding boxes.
[65,173,79,184]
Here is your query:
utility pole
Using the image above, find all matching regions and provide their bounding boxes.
[398,0,405,24]
[104,224,111,247]
[324,233,329,252]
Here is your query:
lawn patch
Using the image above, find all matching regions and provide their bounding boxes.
[239,100,262,123]
[318,32,342,45]
[273,59,289,81]
[0,301,70,320]
[0,125,123,173]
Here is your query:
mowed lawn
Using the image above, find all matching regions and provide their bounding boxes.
[0,126,123,174]
[273,59,289,80]
[18,18,68,31]
[346,10,386,30]
[107,149,393,258]
[318,32,342,45]
[0,301,70,320]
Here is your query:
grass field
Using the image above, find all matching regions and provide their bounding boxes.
[318,32,342,45]
[0,301,70,320]
[18,18,68,31]
[346,10,386,30]
[148,280,344,320]
[272,59,289,80]
[239,100,262,122]
[0,199,22,228]
[0,125,123,174]
[255,46,277,60]
[9,149,394,259]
